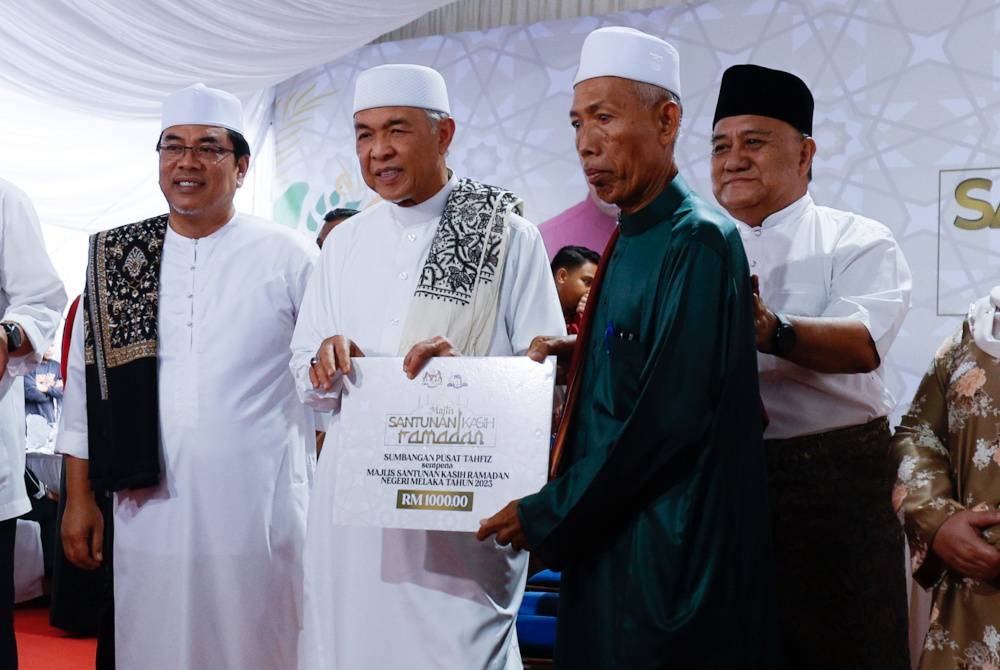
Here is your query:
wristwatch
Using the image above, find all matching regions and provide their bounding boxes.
[1,322,22,353]
[772,313,796,357]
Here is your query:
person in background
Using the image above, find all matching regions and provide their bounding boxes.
[316,207,358,249]
[539,181,617,261]
[24,345,62,424]
[0,177,66,668]
[710,64,912,668]
[890,286,1000,670]
[550,245,598,334]
[22,347,64,591]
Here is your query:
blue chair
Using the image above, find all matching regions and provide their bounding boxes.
[517,591,558,660]
[526,569,561,591]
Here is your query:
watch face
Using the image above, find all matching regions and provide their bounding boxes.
[774,320,796,357]
[3,324,20,352]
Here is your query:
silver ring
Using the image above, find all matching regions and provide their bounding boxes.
[310,357,318,367]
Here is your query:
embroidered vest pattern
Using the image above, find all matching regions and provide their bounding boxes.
[84,214,168,398]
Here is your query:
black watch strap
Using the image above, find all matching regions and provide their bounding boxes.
[772,313,796,357]
[2,322,22,353]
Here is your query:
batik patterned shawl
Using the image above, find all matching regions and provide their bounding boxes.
[398,177,521,356]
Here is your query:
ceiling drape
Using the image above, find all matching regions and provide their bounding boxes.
[0,0,453,117]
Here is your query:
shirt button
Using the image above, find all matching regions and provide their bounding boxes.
[189,265,196,270]
[751,260,757,268]
[398,272,408,280]
[753,228,762,237]
[187,293,194,298]
[186,322,193,327]
[407,233,417,242]
[391,318,400,325]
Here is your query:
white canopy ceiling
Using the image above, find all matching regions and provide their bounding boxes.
[0,0,452,117]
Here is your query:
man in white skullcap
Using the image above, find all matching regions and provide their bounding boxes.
[291,64,563,669]
[59,83,316,670]
[478,27,780,668]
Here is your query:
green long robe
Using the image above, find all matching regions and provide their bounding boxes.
[519,175,779,669]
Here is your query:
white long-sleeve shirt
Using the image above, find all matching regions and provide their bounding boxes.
[290,174,565,670]
[0,178,65,521]
[58,213,316,670]
[737,193,912,439]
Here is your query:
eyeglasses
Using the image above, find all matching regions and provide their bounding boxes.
[157,143,235,163]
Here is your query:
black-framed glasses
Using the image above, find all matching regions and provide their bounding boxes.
[157,143,235,163]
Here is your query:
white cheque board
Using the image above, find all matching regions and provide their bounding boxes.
[332,356,555,531]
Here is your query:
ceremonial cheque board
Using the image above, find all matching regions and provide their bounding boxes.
[332,356,555,532]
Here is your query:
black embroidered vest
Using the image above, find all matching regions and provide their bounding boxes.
[83,214,168,491]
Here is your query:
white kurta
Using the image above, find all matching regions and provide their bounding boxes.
[58,213,316,670]
[0,178,66,521]
[290,175,564,670]
[736,193,912,439]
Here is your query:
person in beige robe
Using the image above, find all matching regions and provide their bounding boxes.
[890,289,1000,670]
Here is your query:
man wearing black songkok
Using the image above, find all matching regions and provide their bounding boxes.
[710,64,912,669]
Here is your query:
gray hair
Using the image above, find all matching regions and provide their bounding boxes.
[424,109,452,158]
[631,81,683,119]
[425,109,450,131]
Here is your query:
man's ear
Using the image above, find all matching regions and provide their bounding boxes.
[555,267,568,284]
[657,99,681,147]
[799,136,817,178]
[438,116,457,155]
[236,155,250,187]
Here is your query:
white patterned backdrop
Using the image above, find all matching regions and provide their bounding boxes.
[272,0,1000,419]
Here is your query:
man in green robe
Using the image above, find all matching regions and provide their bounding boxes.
[478,27,779,669]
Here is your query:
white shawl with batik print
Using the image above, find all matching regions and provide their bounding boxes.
[398,177,521,356]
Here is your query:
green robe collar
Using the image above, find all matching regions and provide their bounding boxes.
[619,173,691,236]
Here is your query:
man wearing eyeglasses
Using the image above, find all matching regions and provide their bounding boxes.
[58,83,315,670]
[709,65,912,669]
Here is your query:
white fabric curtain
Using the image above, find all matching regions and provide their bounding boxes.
[376,0,673,43]
[0,0,453,118]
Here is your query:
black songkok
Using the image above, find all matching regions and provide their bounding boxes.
[712,64,813,135]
